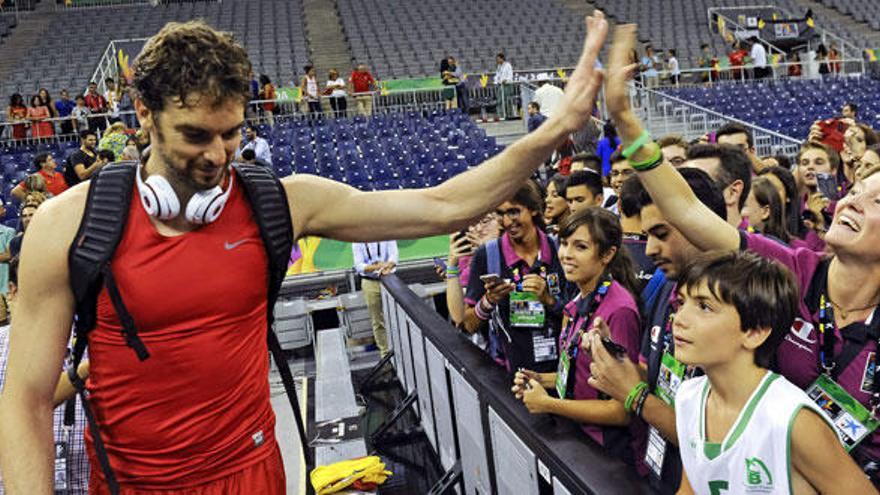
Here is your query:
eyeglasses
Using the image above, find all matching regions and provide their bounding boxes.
[668,157,686,167]
[495,207,523,220]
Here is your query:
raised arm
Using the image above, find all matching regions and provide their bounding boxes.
[285,12,609,242]
[0,189,85,495]
[604,25,739,252]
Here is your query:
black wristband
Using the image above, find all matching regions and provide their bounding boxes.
[633,387,649,418]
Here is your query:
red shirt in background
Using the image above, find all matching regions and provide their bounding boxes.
[350,70,376,93]
[18,169,69,197]
[85,93,107,113]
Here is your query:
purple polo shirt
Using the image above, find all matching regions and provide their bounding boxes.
[743,231,880,460]
[463,229,554,307]
[561,281,646,475]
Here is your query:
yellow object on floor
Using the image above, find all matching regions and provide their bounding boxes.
[310,455,393,494]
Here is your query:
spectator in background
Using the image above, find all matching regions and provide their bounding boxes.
[350,63,377,116]
[787,51,803,77]
[17,174,47,202]
[715,122,762,173]
[12,153,68,200]
[494,52,514,120]
[728,39,749,79]
[741,176,792,244]
[640,45,660,87]
[38,88,58,128]
[684,144,752,229]
[121,136,140,162]
[98,122,128,159]
[527,102,546,133]
[759,165,823,252]
[352,241,398,357]
[325,69,347,119]
[105,77,121,123]
[657,134,688,167]
[816,44,830,75]
[27,95,53,140]
[828,43,841,73]
[0,200,13,324]
[248,70,260,117]
[533,73,564,118]
[544,173,570,235]
[449,57,468,112]
[71,95,90,132]
[63,130,99,187]
[258,74,276,127]
[240,148,271,169]
[118,82,136,130]
[842,102,858,120]
[667,49,680,86]
[300,65,322,118]
[84,81,108,132]
[596,121,621,177]
[54,89,76,135]
[697,43,715,82]
[565,170,605,213]
[749,37,769,79]
[240,125,272,166]
[6,93,27,141]
[9,203,38,258]
[441,56,460,110]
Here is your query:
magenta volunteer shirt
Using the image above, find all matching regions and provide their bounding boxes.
[562,280,647,475]
[743,231,880,460]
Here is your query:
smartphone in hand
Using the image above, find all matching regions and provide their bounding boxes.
[601,337,628,359]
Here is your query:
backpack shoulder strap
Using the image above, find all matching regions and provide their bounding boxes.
[68,161,138,338]
[485,238,501,276]
[231,163,293,316]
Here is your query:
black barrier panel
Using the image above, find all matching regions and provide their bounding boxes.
[381,275,650,495]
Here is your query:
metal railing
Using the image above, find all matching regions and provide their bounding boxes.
[708,7,788,58]
[648,58,866,89]
[54,0,219,11]
[630,82,802,158]
[0,109,132,147]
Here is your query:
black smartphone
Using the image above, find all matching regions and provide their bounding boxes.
[816,173,839,201]
[601,337,628,359]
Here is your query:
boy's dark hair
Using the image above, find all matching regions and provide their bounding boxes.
[619,175,643,218]
[565,170,603,199]
[715,122,754,149]
[844,102,858,116]
[241,148,256,161]
[508,180,546,229]
[677,251,800,368]
[497,52,506,60]
[570,153,603,176]
[98,149,115,162]
[32,152,51,171]
[80,129,96,141]
[687,143,752,210]
[75,95,86,102]
[528,101,540,111]
[628,167,727,221]
[558,207,641,300]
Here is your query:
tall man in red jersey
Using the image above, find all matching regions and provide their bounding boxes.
[0,14,609,494]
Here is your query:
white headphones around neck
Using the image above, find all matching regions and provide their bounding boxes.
[135,162,234,225]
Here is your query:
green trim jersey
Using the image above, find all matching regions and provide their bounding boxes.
[676,372,829,495]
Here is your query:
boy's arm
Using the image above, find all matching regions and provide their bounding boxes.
[791,408,878,494]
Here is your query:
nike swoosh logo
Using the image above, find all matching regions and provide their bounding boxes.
[225,239,249,250]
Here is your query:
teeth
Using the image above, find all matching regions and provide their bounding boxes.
[839,215,860,231]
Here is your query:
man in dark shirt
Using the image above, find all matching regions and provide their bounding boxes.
[54,89,76,135]
[63,131,100,187]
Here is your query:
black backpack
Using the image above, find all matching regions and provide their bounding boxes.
[66,161,308,494]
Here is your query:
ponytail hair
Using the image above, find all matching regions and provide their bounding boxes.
[751,176,790,244]
[558,207,641,303]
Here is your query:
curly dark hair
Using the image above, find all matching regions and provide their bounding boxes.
[131,20,252,112]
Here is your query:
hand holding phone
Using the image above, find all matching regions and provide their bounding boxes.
[601,337,628,359]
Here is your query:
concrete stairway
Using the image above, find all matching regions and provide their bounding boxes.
[0,2,56,87]
[301,0,352,80]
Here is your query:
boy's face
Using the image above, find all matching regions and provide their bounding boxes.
[672,280,768,367]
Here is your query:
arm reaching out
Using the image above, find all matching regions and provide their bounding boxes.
[604,25,739,252]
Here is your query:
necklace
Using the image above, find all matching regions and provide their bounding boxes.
[828,296,879,320]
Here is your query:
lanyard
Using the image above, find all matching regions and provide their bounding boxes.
[365,243,383,263]
[817,294,880,409]
[559,278,611,357]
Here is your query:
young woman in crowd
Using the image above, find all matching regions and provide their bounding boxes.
[511,207,645,474]
[6,94,28,141]
[842,123,879,184]
[259,74,276,126]
[741,176,792,244]
[463,181,568,373]
[544,174,570,235]
[27,94,53,139]
[758,165,823,251]
[593,25,880,486]
[300,65,321,117]
[121,136,140,162]
[37,88,58,120]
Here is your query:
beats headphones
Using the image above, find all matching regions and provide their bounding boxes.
[135,162,235,225]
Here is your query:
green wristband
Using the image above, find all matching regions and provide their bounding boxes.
[621,130,652,159]
[629,145,663,171]
[624,381,648,412]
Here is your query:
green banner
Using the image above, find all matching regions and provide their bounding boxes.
[276,86,301,103]
[379,77,444,92]
[288,235,449,275]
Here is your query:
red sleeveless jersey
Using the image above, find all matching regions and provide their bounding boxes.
[87,177,278,488]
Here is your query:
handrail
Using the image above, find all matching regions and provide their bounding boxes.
[381,274,649,494]
[707,7,787,57]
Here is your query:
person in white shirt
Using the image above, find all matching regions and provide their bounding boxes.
[533,74,564,118]
[325,69,348,119]
[493,52,515,120]
[750,38,769,79]
[667,49,681,86]
[239,125,272,166]
[352,241,399,357]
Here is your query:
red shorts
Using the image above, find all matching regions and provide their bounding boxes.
[89,443,286,495]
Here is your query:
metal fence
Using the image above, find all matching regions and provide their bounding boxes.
[648,58,866,89]
[53,0,219,11]
[630,82,802,158]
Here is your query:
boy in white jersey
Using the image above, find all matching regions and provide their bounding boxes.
[670,251,873,494]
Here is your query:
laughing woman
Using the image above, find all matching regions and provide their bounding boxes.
[512,207,645,474]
